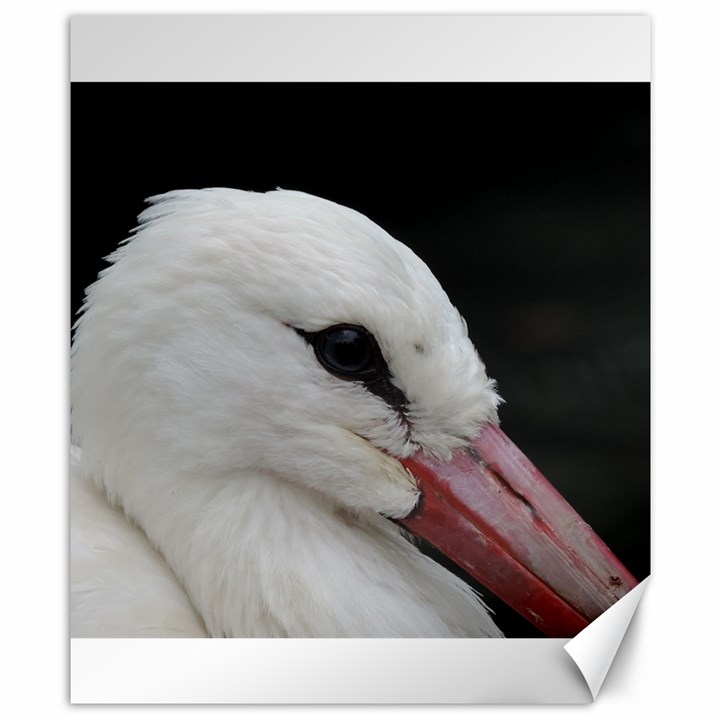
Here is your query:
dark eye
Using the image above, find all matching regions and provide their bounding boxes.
[294,323,409,417]
[315,325,378,379]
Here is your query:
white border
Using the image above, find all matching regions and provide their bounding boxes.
[70,15,649,82]
[71,638,589,704]
[71,580,648,703]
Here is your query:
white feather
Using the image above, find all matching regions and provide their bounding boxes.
[71,189,503,638]
[70,447,206,637]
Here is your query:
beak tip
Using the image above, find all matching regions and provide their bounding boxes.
[399,423,638,637]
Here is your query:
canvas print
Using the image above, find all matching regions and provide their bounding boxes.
[70,82,649,639]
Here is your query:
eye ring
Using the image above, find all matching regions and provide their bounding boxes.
[312,324,380,380]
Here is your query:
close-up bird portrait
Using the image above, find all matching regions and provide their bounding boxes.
[70,82,649,639]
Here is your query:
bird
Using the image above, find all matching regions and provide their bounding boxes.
[70,188,636,638]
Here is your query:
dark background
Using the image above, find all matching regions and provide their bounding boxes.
[72,82,650,637]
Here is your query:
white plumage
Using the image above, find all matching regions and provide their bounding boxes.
[71,189,504,638]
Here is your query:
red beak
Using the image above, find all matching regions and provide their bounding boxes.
[397,423,638,637]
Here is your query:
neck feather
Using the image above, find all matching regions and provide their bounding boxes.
[114,467,503,638]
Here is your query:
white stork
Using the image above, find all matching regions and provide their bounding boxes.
[70,189,636,638]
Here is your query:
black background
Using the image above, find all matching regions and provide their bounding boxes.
[72,82,650,637]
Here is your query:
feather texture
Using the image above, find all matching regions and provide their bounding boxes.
[71,189,503,638]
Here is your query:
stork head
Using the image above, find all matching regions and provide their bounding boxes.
[71,188,635,637]
[72,189,498,517]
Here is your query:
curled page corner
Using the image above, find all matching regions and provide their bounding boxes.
[564,577,649,699]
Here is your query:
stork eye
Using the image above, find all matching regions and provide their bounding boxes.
[294,323,410,418]
[315,325,378,379]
